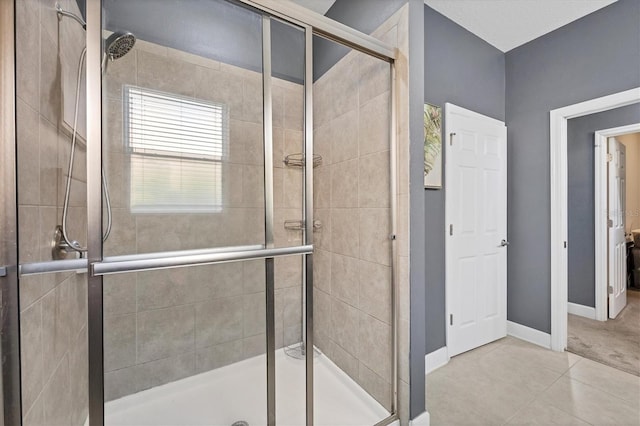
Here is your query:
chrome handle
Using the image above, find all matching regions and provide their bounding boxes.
[500,239,510,247]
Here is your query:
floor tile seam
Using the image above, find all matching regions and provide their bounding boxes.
[564,373,640,409]
[505,387,597,426]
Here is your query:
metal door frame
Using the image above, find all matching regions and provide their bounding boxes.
[0,0,22,424]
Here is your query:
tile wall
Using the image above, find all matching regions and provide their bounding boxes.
[101,37,307,400]
[16,0,89,424]
[312,5,411,422]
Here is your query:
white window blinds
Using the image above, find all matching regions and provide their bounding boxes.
[124,86,228,213]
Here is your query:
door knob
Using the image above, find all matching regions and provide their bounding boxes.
[500,239,510,247]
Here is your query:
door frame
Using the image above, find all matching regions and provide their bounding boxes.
[444,103,508,357]
[594,123,640,321]
[549,87,640,351]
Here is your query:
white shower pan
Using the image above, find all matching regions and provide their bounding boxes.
[104,349,389,426]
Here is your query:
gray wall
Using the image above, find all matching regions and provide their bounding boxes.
[423,5,506,354]
[103,0,305,83]
[505,0,640,333]
[408,0,426,418]
[567,104,640,307]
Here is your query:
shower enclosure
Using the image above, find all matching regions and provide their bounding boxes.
[2,0,398,424]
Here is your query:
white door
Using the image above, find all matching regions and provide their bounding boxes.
[445,104,507,357]
[608,137,627,319]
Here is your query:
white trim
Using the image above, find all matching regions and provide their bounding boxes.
[594,123,640,322]
[425,347,449,374]
[549,87,640,352]
[507,321,551,349]
[410,410,431,426]
[567,302,597,320]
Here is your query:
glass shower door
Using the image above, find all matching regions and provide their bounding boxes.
[99,0,272,424]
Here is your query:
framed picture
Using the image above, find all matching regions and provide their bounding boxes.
[424,103,442,189]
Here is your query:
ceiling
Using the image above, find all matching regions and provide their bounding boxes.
[424,0,617,52]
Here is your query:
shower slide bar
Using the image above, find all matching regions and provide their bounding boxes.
[19,244,311,276]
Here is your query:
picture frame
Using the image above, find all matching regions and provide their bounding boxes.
[424,103,442,189]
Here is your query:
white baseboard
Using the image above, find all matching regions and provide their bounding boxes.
[567,302,596,320]
[410,410,430,426]
[507,321,551,349]
[425,346,449,374]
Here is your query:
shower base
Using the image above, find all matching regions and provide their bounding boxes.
[104,348,389,426]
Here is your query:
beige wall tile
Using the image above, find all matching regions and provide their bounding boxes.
[358,312,391,382]
[244,292,266,337]
[359,91,391,156]
[104,314,136,372]
[331,253,359,307]
[313,208,331,251]
[137,50,196,97]
[42,356,71,425]
[136,352,195,392]
[105,366,139,402]
[39,33,60,125]
[194,65,243,120]
[313,248,331,294]
[358,363,391,411]
[331,159,358,208]
[196,340,244,373]
[359,260,391,324]
[331,109,359,164]
[330,208,359,258]
[331,299,359,357]
[20,302,43,416]
[195,297,243,348]
[16,0,40,110]
[137,305,195,363]
[359,150,390,208]
[17,100,40,206]
[359,208,391,266]
[103,275,136,316]
[41,285,71,382]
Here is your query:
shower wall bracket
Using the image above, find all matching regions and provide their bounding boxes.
[284,153,322,168]
[284,219,322,231]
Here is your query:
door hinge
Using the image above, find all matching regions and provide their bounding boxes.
[450,314,453,326]
[450,132,456,146]
[449,224,453,236]
[564,241,568,248]
[608,219,614,227]
[607,153,613,162]
[608,286,613,294]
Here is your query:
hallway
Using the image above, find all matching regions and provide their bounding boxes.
[568,290,640,376]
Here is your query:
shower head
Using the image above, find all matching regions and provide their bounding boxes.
[102,31,136,75]
[105,31,136,60]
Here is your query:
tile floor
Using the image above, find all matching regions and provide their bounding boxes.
[426,336,640,425]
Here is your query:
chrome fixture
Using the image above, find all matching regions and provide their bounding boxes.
[54,8,136,258]
[500,239,510,247]
[101,31,136,74]
[283,153,323,168]
[284,219,322,231]
[55,2,86,29]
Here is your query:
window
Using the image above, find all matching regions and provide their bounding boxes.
[124,85,228,213]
